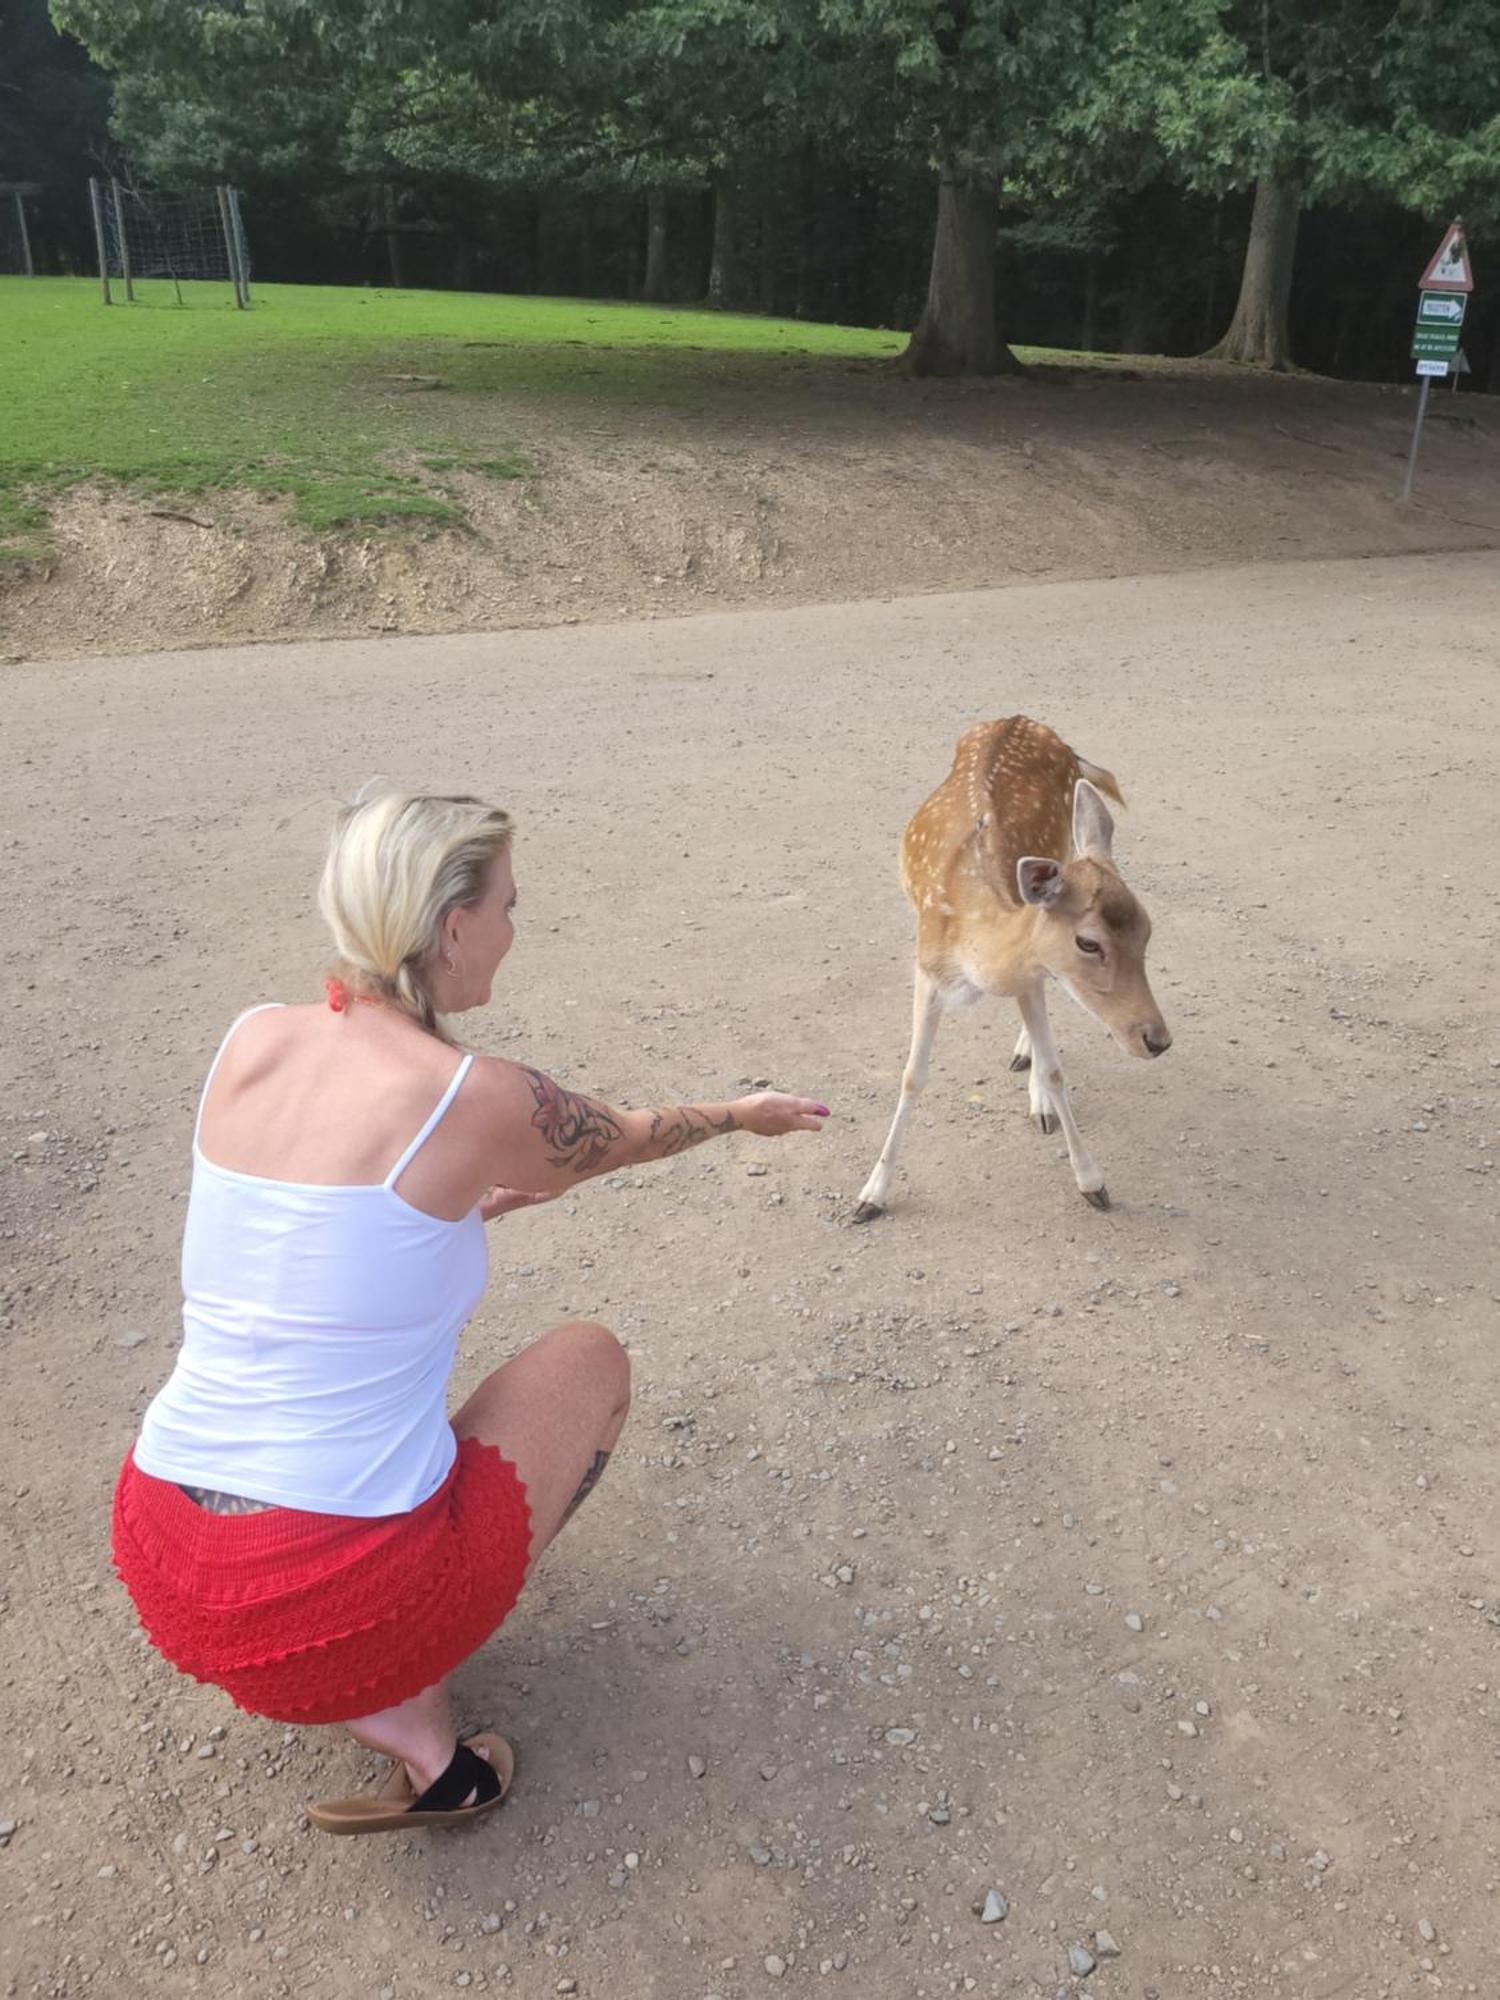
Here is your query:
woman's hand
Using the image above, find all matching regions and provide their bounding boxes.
[731,1092,831,1138]
[479,1186,563,1224]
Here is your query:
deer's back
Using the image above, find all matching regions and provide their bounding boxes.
[903,719,1079,899]
[897,719,1086,989]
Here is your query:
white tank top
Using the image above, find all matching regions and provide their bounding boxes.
[134,1006,488,1517]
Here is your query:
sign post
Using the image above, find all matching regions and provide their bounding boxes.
[1400,221,1474,502]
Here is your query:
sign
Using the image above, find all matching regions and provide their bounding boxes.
[1402,221,1475,502]
[1412,323,1460,358]
[1418,221,1473,293]
[1417,291,1466,326]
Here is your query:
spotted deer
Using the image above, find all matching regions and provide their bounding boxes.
[853,716,1171,1220]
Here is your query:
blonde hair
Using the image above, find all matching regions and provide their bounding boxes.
[318,791,514,1039]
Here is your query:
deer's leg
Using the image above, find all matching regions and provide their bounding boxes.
[1011,1017,1055,1130]
[1027,1052,1057,1134]
[853,967,945,1222]
[1016,985,1109,1209]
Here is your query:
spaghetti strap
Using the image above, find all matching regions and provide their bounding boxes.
[192,1005,286,1150]
[384,1054,476,1188]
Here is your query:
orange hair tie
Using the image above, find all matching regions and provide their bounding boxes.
[325,975,349,1012]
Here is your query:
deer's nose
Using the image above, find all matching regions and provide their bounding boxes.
[1143,1026,1172,1058]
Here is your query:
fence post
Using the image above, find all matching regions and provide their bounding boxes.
[1399,375,1434,504]
[216,185,246,308]
[110,179,135,300]
[88,178,111,304]
[228,188,252,304]
[14,192,34,277]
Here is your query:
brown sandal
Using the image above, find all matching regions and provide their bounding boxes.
[308,1731,515,1835]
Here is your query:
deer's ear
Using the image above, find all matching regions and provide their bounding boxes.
[1017,856,1066,907]
[1073,779,1115,859]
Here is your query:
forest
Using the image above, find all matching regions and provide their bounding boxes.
[4,0,1499,385]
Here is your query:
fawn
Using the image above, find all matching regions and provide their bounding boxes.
[854,716,1170,1219]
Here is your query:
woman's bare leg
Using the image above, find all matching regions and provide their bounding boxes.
[344,1678,458,1793]
[335,1320,631,1793]
[452,1318,632,1558]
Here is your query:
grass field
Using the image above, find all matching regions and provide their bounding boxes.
[0,278,906,561]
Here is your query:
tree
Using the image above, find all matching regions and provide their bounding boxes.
[809,0,1253,377]
[50,0,353,186]
[58,2,808,304]
[1153,0,1500,369]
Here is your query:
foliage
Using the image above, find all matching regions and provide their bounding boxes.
[38,0,1500,378]
[1152,0,1500,211]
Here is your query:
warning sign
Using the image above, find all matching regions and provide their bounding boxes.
[1403,222,1477,497]
[1419,221,1473,293]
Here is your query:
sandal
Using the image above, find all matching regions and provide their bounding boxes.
[308,1731,515,1835]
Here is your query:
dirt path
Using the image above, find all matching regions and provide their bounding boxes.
[2,552,1497,2000]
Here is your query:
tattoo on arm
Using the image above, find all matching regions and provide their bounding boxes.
[523,1068,625,1174]
[646,1105,739,1157]
[561,1449,611,1525]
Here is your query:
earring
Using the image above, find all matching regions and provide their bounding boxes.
[442,951,456,974]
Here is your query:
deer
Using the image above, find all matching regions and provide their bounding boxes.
[853,716,1171,1222]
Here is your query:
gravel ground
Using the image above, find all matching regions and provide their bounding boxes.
[1,551,1497,2000]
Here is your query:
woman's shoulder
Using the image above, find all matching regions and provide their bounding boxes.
[459,1049,532,1105]
[212,1000,311,1056]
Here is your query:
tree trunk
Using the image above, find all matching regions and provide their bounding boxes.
[578,199,595,297]
[904,174,1018,378]
[793,144,816,319]
[643,189,669,302]
[381,185,405,289]
[707,180,738,309]
[1198,198,1224,351]
[528,193,544,293]
[759,187,778,316]
[1205,170,1300,370]
[1119,273,1158,355]
[1081,259,1099,354]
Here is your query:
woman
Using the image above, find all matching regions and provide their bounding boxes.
[112,791,828,1835]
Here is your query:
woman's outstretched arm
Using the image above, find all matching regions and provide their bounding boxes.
[475,1059,828,1193]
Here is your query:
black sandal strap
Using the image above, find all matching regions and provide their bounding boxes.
[408,1742,502,1814]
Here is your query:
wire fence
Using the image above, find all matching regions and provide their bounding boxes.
[89,180,251,306]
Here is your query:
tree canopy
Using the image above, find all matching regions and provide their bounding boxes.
[35,0,1500,378]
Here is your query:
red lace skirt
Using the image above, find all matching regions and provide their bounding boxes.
[111,1438,532,1725]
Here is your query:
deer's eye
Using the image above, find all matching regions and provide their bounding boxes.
[1076,936,1103,956]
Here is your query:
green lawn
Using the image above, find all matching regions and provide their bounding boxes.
[0,278,906,560]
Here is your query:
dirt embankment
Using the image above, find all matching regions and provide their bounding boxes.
[4,358,1498,661]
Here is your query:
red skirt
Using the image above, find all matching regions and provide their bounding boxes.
[111,1438,531,1725]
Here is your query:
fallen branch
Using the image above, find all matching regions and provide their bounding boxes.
[147,509,213,529]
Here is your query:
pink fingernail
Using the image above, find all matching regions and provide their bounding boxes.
[815,1105,831,1117]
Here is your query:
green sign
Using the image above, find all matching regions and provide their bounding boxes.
[1412,324,1460,358]
[1417,291,1467,328]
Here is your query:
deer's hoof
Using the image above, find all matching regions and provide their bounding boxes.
[1008,1053,1032,1074]
[1081,1185,1112,1211]
[1034,1111,1059,1137]
[851,1200,884,1225]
